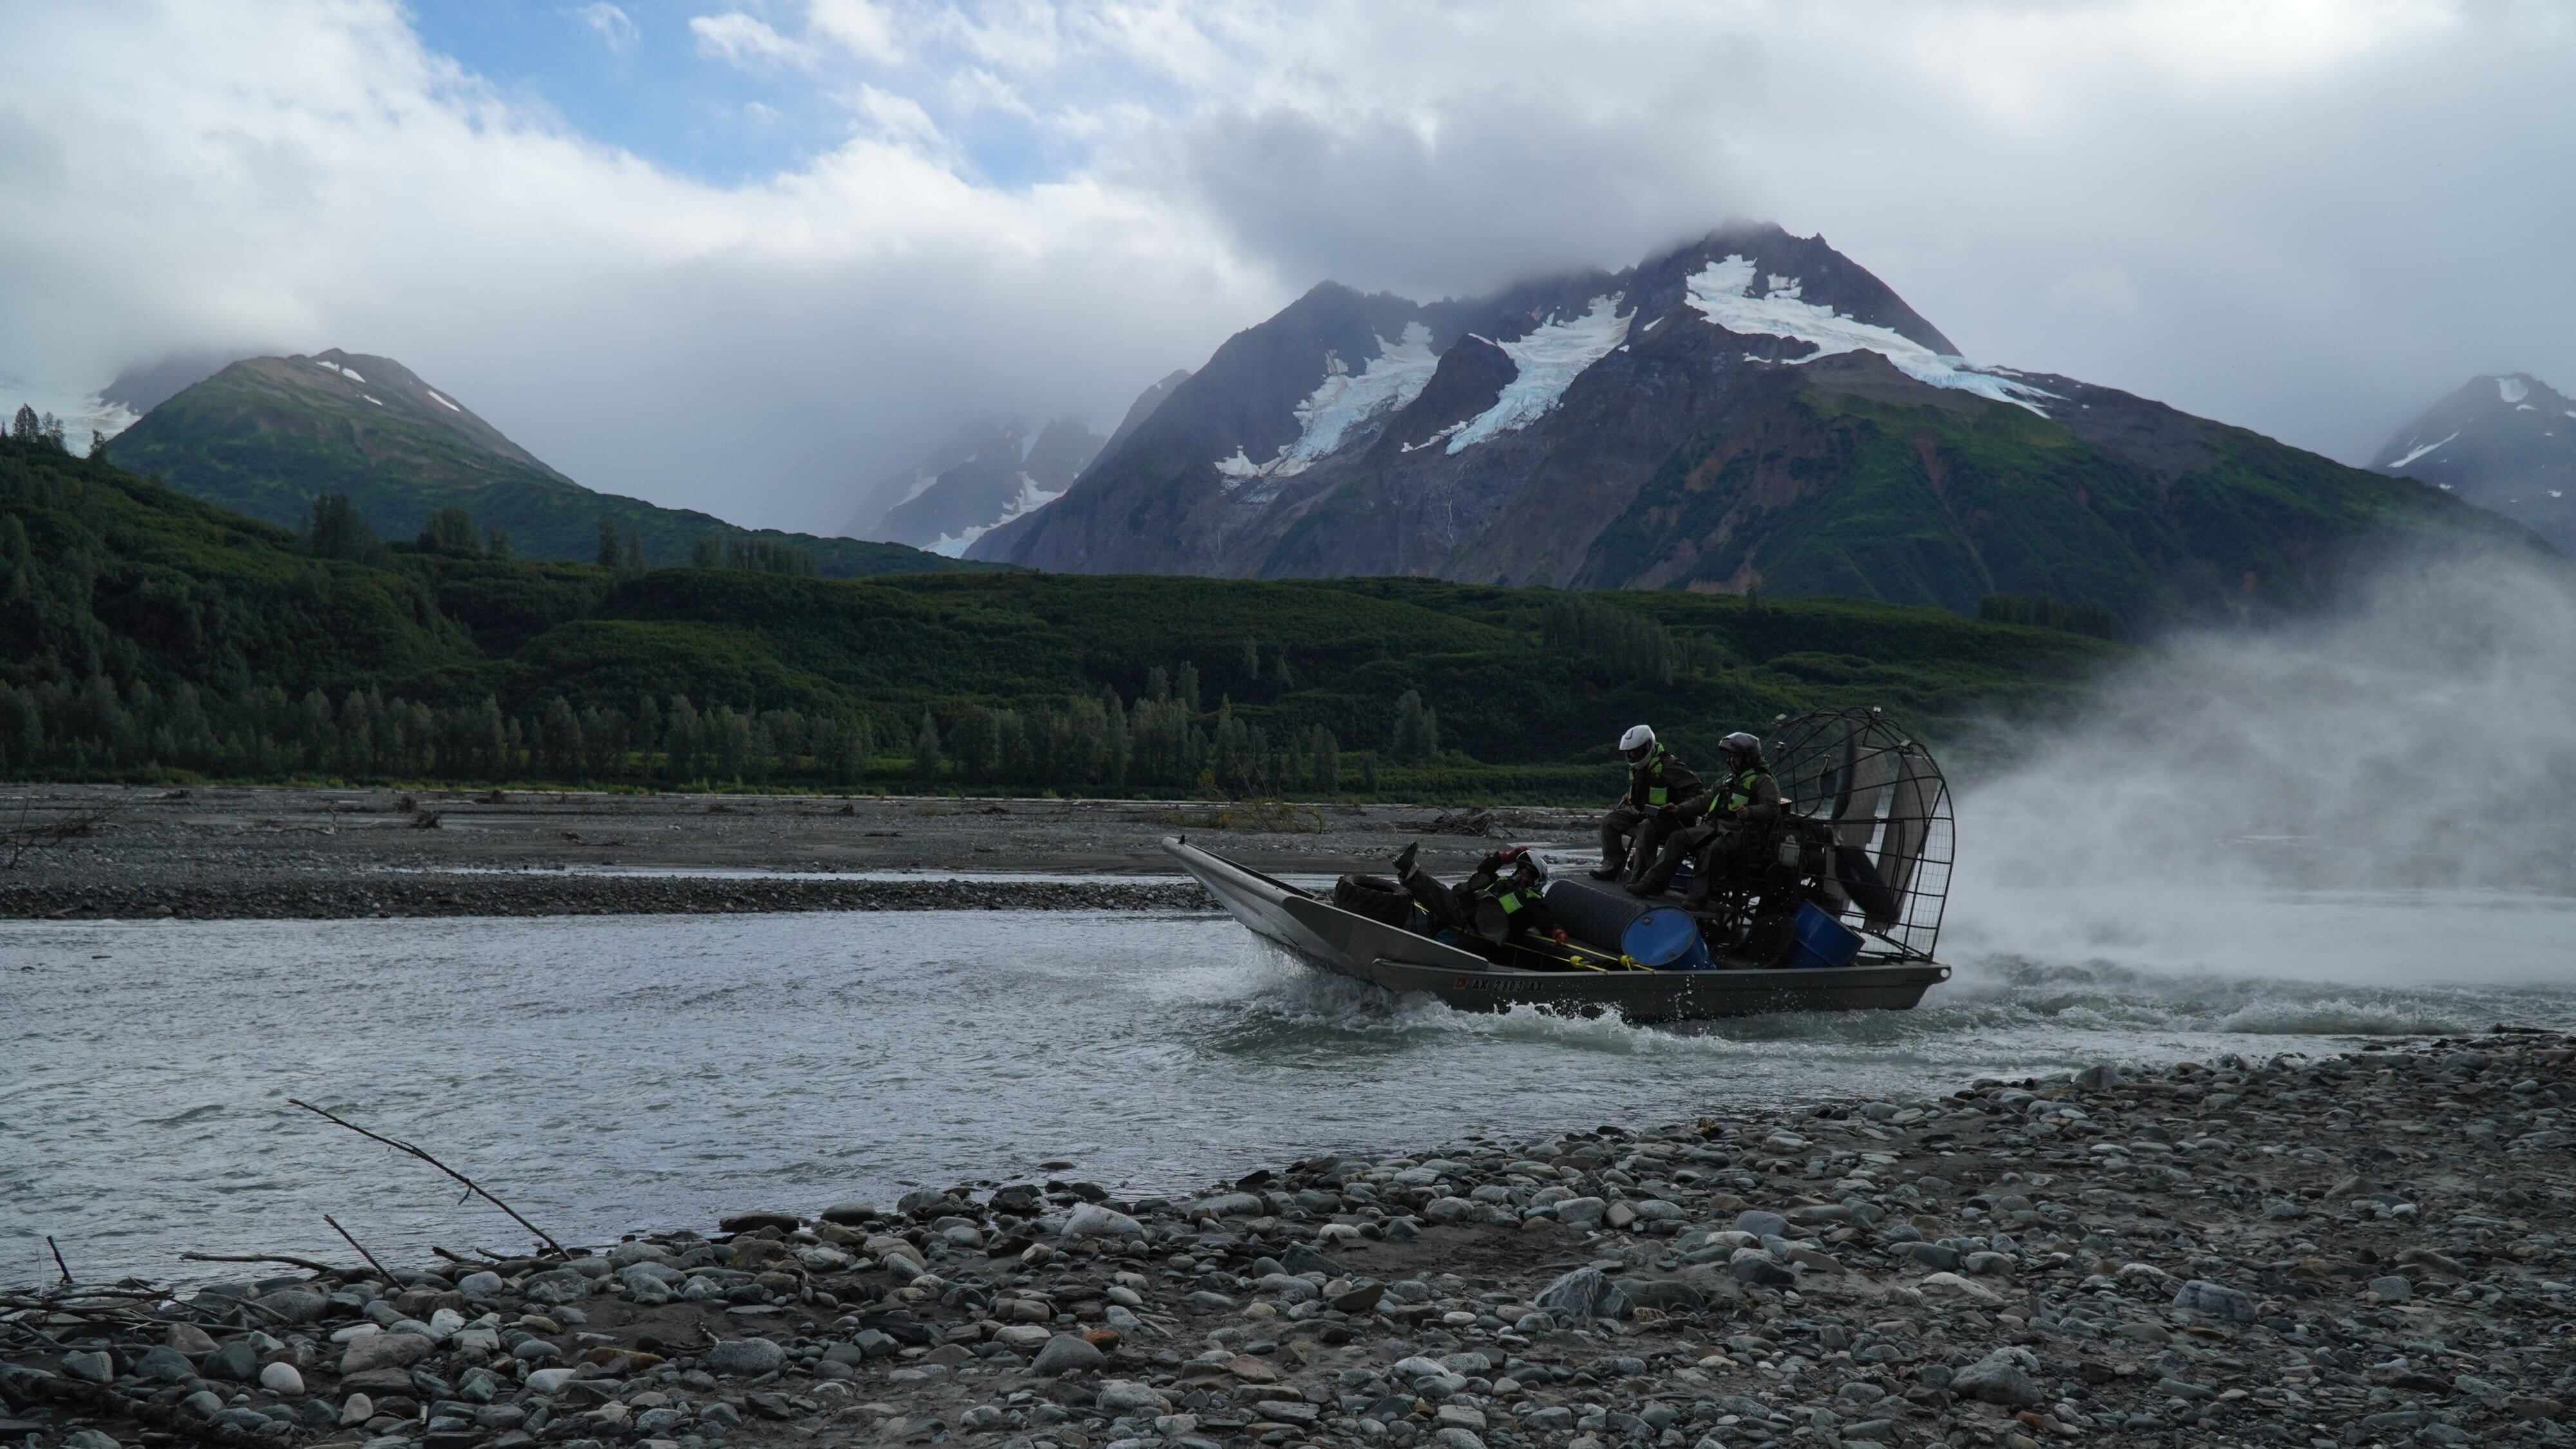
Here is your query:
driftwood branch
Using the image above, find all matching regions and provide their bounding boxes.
[287,1099,565,1256]
[47,1235,73,1285]
[325,1214,395,1283]
[179,1251,340,1274]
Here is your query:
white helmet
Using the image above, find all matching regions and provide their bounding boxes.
[1619,724,1656,761]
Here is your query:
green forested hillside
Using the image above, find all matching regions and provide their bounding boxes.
[1,435,2118,798]
[106,350,988,580]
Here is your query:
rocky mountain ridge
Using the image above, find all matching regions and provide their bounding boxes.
[2371,372,2575,553]
[975,225,2532,627]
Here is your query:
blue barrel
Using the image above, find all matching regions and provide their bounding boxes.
[1622,907,1713,970]
[1544,878,1654,952]
[1785,902,1864,969]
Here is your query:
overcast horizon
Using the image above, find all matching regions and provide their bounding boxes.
[3,0,2572,538]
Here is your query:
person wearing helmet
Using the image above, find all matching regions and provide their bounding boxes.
[1391,842,1562,945]
[1593,724,1702,882]
[1628,730,1784,900]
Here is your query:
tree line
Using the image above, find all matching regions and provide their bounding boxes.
[0,668,1432,795]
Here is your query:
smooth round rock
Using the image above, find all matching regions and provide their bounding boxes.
[1029,1334,1105,1376]
[705,1338,786,1376]
[260,1362,305,1396]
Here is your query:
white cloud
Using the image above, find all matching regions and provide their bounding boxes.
[690,12,818,70]
[0,0,2571,538]
[574,3,639,53]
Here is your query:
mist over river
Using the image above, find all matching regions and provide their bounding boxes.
[9,885,2575,1287]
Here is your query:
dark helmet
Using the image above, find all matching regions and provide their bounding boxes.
[1721,731,1764,761]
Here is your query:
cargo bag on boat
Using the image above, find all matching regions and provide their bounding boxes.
[1332,873,1415,927]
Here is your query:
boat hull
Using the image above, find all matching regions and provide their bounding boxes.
[1165,837,1947,1023]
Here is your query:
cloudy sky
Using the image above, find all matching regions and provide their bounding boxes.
[1,0,2570,535]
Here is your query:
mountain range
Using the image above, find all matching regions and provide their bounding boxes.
[106,350,977,579]
[2371,373,2575,553]
[971,224,2535,628]
[838,370,1192,553]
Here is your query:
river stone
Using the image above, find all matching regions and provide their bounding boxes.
[180,1390,224,1420]
[1030,1334,1104,1376]
[518,1269,591,1306]
[59,1351,113,1385]
[706,1339,786,1376]
[337,1394,374,1427]
[1624,1279,1705,1314]
[1918,1271,2002,1304]
[1553,1197,1607,1229]
[59,1432,117,1449]
[1424,1196,1478,1224]
[1280,1244,1344,1277]
[1063,1203,1144,1238]
[1331,1281,1388,1314]
[2367,1274,2413,1302]
[1963,1251,2015,1276]
[135,1346,196,1383]
[1097,1381,1171,1414]
[341,1333,435,1375]
[1732,1210,1788,1238]
[1951,1348,2046,1407]
[453,1272,504,1298]
[1629,1198,1687,1222]
[256,1289,328,1323]
[2172,1279,2257,1321]
[820,1201,878,1225]
[719,1211,801,1233]
[1893,1242,1962,1273]
[522,1368,578,1394]
[1727,1251,1795,1288]
[205,1340,263,1382]
[1533,1266,1629,1320]
[166,1323,217,1354]
[260,1363,305,1396]
[1191,1192,1264,1218]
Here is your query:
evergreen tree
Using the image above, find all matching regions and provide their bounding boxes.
[484,526,511,560]
[419,506,480,555]
[1390,690,1439,761]
[305,493,383,564]
[8,405,34,442]
[623,528,645,572]
[912,708,942,779]
[691,535,723,568]
[1177,661,1200,713]
[597,519,622,568]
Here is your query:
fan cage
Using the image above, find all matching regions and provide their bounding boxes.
[1764,706,1953,963]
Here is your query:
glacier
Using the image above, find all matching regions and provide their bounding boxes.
[1445,296,1634,453]
[1215,323,1442,485]
[929,471,1065,558]
[2387,431,2458,469]
[1685,256,2054,415]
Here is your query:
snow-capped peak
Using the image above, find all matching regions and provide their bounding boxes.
[2498,375,2531,405]
[1684,256,2054,415]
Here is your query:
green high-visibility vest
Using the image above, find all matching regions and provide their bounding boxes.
[1495,889,1532,914]
[1712,768,1763,816]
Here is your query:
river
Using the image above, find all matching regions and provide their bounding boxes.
[6,882,2574,1285]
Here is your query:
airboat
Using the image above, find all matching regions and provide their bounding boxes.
[1166,707,1952,1023]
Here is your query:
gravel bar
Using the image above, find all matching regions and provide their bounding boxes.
[0,875,1214,921]
[12,1032,2576,1449]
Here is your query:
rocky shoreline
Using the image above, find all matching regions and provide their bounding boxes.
[0,784,1554,922]
[12,1032,2576,1449]
[0,875,1212,922]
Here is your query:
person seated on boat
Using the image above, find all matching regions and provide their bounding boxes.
[1592,724,1701,882]
[1628,732,1784,902]
[1394,842,1562,943]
